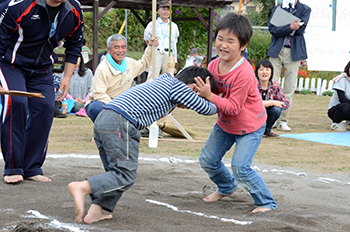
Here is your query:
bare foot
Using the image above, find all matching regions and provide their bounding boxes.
[26,175,51,182]
[68,181,92,222]
[84,204,113,224]
[203,191,229,202]
[252,207,271,213]
[4,175,23,184]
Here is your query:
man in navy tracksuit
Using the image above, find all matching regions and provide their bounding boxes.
[0,0,84,183]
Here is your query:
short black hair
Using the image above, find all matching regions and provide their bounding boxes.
[255,59,274,82]
[344,61,350,77]
[175,66,215,93]
[214,13,253,54]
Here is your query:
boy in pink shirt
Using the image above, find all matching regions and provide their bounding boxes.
[195,13,277,213]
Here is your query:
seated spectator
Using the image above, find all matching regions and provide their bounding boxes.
[328,61,350,132]
[85,34,158,122]
[81,39,90,64]
[62,53,93,116]
[183,48,204,69]
[256,59,290,137]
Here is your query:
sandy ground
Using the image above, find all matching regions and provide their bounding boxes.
[0,153,350,232]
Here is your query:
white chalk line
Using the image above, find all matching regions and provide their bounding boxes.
[1,154,349,185]
[1,209,108,232]
[146,199,252,225]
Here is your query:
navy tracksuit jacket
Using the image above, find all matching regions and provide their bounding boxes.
[0,0,84,177]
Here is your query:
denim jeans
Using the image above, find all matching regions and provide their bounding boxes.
[265,106,282,133]
[85,100,105,122]
[87,109,140,212]
[199,123,278,210]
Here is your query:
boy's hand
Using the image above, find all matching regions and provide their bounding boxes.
[194,76,214,102]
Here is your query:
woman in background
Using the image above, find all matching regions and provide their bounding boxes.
[328,61,350,132]
[256,59,290,137]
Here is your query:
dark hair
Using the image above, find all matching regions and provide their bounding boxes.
[61,53,86,77]
[255,59,274,82]
[214,13,253,55]
[344,61,350,77]
[175,66,215,93]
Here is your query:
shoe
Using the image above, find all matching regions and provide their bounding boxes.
[54,101,67,118]
[264,131,279,137]
[277,122,291,132]
[345,120,350,128]
[330,122,346,132]
[272,121,278,129]
[75,108,88,117]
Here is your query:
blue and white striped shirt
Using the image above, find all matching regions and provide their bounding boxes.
[104,73,217,130]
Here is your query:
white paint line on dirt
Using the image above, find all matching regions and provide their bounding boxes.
[25,210,85,232]
[1,154,349,185]
[146,199,253,225]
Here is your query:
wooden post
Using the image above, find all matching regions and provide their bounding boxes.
[151,0,157,79]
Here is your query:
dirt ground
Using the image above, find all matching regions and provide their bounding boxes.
[0,154,349,232]
[1,94,350,231]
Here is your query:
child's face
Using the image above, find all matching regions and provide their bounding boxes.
[257,66,272,82]
[215,29,247,65]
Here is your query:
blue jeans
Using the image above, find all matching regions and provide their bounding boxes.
[85,101,105,122]
[266,106,282,133]
[199,123,278,210]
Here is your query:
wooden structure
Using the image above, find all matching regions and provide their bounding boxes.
[79,0,235,72]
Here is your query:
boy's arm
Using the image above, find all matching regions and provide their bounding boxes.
[195,74,251,116]
[171,82,217,115]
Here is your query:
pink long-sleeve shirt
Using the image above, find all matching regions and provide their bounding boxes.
[208,58,267,135]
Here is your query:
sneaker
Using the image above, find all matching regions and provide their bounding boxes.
[272,121,278,129]
[277,122,291,132]
[330,122,346,132]
[345,120,350,128]
[264,131,279,137]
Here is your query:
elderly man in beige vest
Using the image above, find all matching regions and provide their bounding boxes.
[85,34,158,122]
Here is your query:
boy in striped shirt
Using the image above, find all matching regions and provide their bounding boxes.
[68,66,217,224]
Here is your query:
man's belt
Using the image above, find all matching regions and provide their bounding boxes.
[157,48,172,52]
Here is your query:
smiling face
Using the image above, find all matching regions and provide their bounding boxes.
[215,29,247,66]
[107,40,127,65]
[257,66,272,82]
[158,7,170,22]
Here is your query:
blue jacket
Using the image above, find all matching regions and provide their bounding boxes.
[267,1,311,61]
[0,0,84,70]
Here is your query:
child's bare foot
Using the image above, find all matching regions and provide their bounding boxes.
[68,181,91,222]
[84,204,113,224]
[252,207,271,213]
[4,175,23,184]
[26,175,51,182]
[203,191,229,202]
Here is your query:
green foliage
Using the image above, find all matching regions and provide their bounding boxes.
[322,90,334,96]
[247,30,271,65]
[83,9,145,51]
[298,89,313,95]
[173,7,212,66]
[82,7,227,69]
[244,0,275,26]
